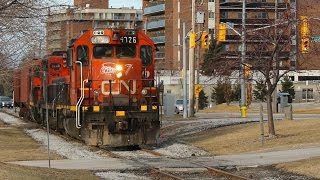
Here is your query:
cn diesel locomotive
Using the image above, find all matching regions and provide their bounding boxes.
[14,29,161,147]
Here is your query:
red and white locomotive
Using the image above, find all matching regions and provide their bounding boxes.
[14,29,161,147]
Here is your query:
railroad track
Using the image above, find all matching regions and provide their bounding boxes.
[1,109,249,179]
[102,145,250,179]
[140,148,249,180]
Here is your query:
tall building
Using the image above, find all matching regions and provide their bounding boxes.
[143,0,300,71]
[46,0,143,54]
[143,0,166,69]
[219,0,294,69]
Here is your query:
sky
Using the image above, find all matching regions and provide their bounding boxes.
[54,0,142,9]
[109,0,142,9]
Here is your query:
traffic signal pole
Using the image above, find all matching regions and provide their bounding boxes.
[183,22,188,119]
[240,0,247,118]
[188,0,195,117]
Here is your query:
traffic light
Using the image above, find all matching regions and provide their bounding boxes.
[300,16,310,53]
[190,31,196,48]
[300,16,310,36]
[301,37,310,53]
[218,23,226,42]
[201,32,209,49]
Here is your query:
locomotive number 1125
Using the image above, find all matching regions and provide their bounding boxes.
[120,36,137,44]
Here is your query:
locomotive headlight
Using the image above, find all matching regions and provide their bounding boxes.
[115,64,123,71]
[94,90,100,97]
[142,89,148,95]
[116,72,123,78]
[91,36,110,44]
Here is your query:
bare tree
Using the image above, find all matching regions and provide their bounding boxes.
[201,9,305,137]
[0,1,69,95]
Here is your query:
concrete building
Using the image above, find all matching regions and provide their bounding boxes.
[46,0,143,54]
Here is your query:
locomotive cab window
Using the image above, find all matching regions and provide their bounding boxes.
[93,45,113,59]
[140,45,152,65]
[34,65,41,77]
[116,45,136,58]
[77,45,89,65]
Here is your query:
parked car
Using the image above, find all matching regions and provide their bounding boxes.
[174,99,188,114]
[0,96,13,108]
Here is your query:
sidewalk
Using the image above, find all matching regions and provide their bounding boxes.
[193,146,320,167]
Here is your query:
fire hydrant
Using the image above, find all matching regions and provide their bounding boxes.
[240,106,247,118]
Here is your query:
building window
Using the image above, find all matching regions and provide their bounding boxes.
[237,12,248,19]
[209,28,215,36]
[209,0,214,2]
[221,12,228,19]
[302,88,313,100]
[256,12,268,19]
[209,11,214,18]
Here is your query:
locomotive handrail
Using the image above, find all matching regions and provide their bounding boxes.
[75,61,84,129]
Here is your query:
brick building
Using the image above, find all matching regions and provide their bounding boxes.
[46,0,143,54]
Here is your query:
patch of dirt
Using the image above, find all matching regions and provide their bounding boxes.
[183,119,320,179]
[184,119,320,155]
[0,162,99,180]
[0,119,98,179]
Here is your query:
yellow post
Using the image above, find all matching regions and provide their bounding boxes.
[240,106,247,118]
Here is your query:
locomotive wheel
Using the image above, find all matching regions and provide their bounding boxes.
[55,110,65,132]
[63,117,81,140]
[19,107,29,118]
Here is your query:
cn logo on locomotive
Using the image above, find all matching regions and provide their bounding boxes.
[101,80,137,95]
[100,63,133,75]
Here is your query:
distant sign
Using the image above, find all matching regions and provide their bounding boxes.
[311,36,320,43]
[196,11,204,24]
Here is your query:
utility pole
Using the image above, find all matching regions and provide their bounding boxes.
[240,0,247,118]
[183,22,188,119]
[272,0,278,113]
[195,24,200,113]
[177,0,181,70]
[188,0,196,117]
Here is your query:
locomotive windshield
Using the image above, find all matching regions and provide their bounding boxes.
[93,45,113,59]
[93,45,136,59]
[116,45,136,58]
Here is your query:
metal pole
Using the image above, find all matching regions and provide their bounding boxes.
[240,0,247,117]
[177,0,181,70]
[195,24,201,113]
[188,0,195,117]
[259,103,264,145]
[44,71,51,168]
[183,22,188,119]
